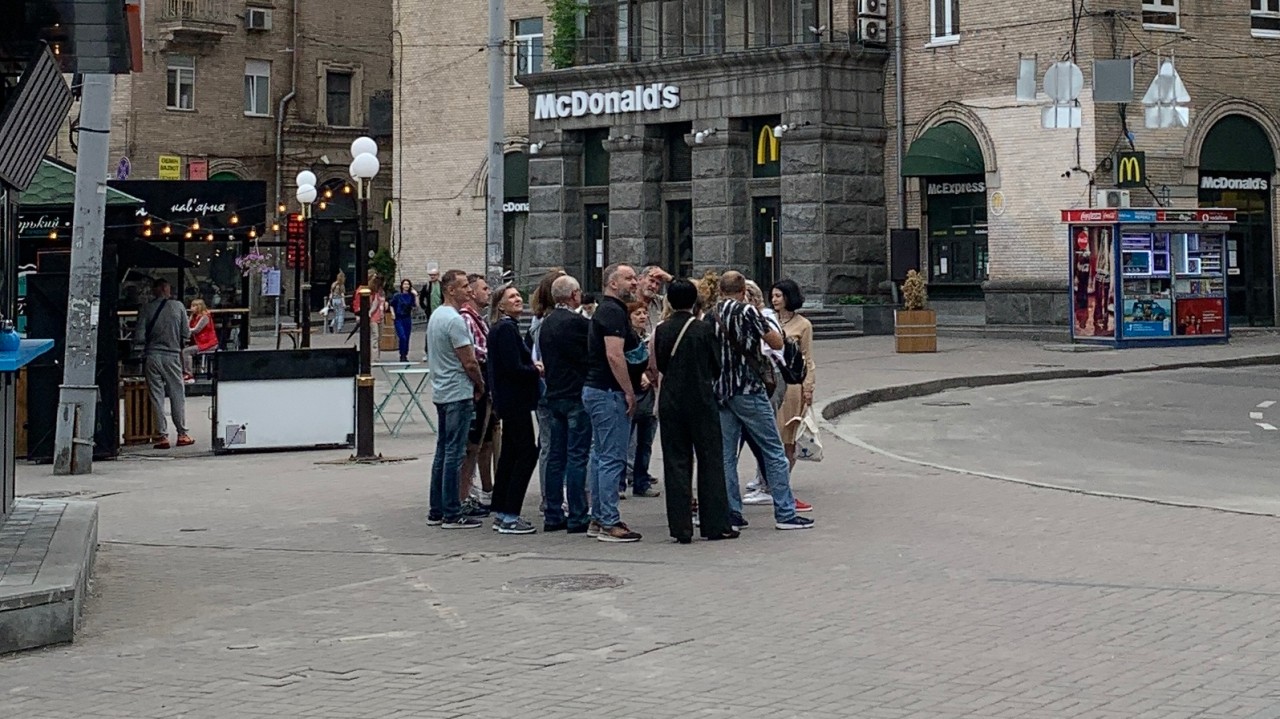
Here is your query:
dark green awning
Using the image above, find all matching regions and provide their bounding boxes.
[902,122,985,177]
[20,157,143,207]
[1200,115,1275,173]
[504,151,529,200]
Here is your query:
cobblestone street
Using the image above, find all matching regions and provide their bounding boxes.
[6,403,1280,718]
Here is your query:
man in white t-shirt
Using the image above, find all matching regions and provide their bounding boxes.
[426,269,487,529]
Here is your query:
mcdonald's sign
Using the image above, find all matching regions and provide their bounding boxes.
[756,125,780,166]
[1116,151,1145,188]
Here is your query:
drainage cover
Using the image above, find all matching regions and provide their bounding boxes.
[1049,400,1097,407]
[921,400,971,407]
[507,573,626,593]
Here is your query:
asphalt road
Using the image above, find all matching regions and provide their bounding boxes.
[836,367,1280,515]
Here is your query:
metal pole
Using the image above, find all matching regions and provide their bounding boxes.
[53,74,113,475]
[486,0,506,279]
[300,204,312,347]
[355,286,375,458]
[893,0,906,230]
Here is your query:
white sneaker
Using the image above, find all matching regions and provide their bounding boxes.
[746,480,760,491]
[742,489,774,505]
[480,490,492,506]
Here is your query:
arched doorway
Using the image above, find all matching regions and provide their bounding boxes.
[1198,115,1276,326]
[309,178,359,310]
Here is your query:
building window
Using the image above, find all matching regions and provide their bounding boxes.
[325,71,352,127]
[929,0,959,43]
[244,60,271,116]
[1142,0,1178,28]
[1253,0,1280,35]
[583,129,610,187]
[512,18,544,83]
[166,55,195,111]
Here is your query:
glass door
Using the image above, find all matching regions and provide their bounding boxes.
[583,204,608,293]
[666,200,693,281]
[752,196,780,289]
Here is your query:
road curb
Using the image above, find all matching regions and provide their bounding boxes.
[819,351,1280,422]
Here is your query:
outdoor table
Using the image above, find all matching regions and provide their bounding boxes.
[383,368,435,436]
[371,361,411,433]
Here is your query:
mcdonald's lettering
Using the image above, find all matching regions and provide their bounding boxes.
[1116,151,1145,188]
[756,125,780,165]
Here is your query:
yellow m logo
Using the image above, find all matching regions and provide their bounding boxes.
[756,125,780,165]
[1116,152,1145,187]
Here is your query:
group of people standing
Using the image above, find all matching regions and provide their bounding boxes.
[424,261,819,544]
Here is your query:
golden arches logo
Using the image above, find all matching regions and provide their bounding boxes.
[1117,152,1144,187]
[756,125,779,165]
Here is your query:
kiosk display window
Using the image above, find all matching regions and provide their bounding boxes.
[1117,231,1226,339]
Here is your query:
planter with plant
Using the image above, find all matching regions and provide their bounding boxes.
[894,270,937,353]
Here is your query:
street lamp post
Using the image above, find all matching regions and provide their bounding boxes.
[349,137,380,459]
[295,171,318,348]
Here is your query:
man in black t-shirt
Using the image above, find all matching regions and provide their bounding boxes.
[537,275,592,533]
[582,263,643,543]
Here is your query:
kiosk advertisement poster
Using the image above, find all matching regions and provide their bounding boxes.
[1176,298,1226,336]
[1071,227,1115,338]
[1122,298,1173,337]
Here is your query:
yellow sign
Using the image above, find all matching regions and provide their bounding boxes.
[756,125,779,165]
[158,154,182,180]
[1116,151,1145,188]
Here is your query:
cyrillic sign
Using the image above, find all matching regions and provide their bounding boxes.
[927,181,985,195]
[534,83,680,120]
[1200,175,1269,191]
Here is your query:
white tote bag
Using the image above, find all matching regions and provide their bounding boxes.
[790,407,824,462]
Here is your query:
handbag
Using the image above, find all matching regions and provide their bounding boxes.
[790,407,824,462]
[775,338,807,386]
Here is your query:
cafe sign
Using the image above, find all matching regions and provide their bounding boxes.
[534,82,680,120]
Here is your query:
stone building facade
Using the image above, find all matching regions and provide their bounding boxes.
[397,0,891,301]
[889,1,1280,328]
[49,0,392,309]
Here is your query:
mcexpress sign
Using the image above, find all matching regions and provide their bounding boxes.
[535,83,680,120]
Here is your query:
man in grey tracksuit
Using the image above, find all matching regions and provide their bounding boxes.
[134,278,193,449]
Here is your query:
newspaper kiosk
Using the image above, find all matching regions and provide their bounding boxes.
[1063,207,1234,347]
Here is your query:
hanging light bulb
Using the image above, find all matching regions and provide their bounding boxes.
[143,217,152,227]
[48,230,58,240]
[271,221,280,232]
[185,231,193,239]
[318,201,327,210]
[205,232,213,241]
[324,188,333,199]
[230,213,239,225]
[278,203,287,214]
[143,228,152,237]
[343,184,352,194]
[163,225,172,235]
[249,228,257,239]
[192,219,200,230]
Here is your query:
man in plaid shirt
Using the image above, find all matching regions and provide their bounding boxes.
[458,273,497,512]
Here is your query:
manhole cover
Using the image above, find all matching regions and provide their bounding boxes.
[1050,400,1097,407]
[506,573,626,593]
[921,400,970,407]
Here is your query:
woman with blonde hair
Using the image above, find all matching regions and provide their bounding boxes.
[183,298,219,383]
[327,270,347,334]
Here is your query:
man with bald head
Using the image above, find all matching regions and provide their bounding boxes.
[713,270,813,532]
[536,274,592,533]
[581,263,643,542]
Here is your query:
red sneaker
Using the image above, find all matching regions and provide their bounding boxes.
[175,434,195,447]
[153,438,171,450]
[794,499,813,513]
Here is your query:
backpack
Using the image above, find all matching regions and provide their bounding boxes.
[775,337,807,386]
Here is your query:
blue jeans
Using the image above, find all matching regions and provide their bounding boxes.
[430,399,475,521]
[582,386,629,528]
[540,397,592,529]
[394,317,413,359]
[720,392,796,522]
[628,413,657,494]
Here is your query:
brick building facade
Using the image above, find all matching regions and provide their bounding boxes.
[49,0,392,311]
[889,1,1280,328]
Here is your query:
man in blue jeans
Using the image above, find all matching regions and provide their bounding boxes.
[713,271,814,531]
[536,275,592,533]
[582,263,643,543]
[426,269,486,529]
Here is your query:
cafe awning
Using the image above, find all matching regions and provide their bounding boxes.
[20,157,143,208]
[1200,115,1276,174]
[901,122,986,177]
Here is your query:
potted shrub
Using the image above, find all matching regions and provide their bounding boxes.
[894,270,937,353]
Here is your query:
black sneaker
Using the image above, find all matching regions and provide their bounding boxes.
[775,516,815,530]
[426,513,443,526]
[496,517,537,535]
[543,521,568,532]
[461,499,490,518]
[441,516,483,529]
[566,524,589,535]
[730,512,749,531]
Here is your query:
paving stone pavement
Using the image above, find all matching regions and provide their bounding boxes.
[3,422,1280,718]
[0,501,65,588]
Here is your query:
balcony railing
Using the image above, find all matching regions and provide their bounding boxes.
[160,0,233,24]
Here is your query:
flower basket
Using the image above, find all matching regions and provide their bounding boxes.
[234,249,275,277]
[895,270,937,353]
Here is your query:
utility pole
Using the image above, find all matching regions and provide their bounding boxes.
[486,0,505,281]
[53,74,113,475]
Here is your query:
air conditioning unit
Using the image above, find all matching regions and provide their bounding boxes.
[858,0,888,18]
[245,7,272,30]
[1097,189,1131,208]
[859,17,888,45]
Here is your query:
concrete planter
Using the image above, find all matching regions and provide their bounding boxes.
[834,304,896,335]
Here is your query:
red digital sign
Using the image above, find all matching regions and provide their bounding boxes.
[286,213,306,269]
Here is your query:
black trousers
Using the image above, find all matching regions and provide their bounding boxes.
[490,410,539,517]
[659,400,733,539]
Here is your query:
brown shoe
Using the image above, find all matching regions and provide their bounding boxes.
[597,523,642,543]
[175,434,195,447]
[153,438,171,449]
